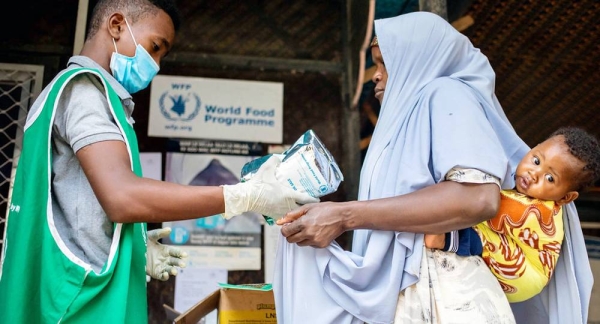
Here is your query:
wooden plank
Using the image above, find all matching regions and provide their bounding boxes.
[451,15,475,32]
[164,52,343,73]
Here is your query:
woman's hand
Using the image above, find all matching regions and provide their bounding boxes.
[278,201,348,248]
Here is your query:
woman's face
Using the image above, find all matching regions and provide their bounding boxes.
[371,45,388,104]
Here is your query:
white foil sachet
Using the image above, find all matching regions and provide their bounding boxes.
[240,129,344,224]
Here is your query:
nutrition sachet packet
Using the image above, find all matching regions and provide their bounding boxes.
[240,129,344,224]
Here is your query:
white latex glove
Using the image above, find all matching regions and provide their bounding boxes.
[221,155,319,220]
[146,227,188,281]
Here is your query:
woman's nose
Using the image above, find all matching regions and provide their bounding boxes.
[372,71,381,83]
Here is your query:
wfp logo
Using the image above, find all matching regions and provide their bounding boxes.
[159,87,201,121]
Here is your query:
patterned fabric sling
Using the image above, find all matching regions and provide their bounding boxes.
[475,189,564,302]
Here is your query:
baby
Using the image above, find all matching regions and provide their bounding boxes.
[425,126,600,302]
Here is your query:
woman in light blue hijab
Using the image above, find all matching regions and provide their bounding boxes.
[274,12,592,324]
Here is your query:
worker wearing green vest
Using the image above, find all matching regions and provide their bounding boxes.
[0,1,316,322]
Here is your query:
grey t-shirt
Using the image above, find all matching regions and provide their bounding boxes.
[26,56,135,272]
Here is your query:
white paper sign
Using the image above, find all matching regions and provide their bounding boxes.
[139,152,162,180]
[174,267,227,324]
[148,75,283,143]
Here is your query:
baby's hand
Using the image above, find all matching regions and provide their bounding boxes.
[424,233,446,250]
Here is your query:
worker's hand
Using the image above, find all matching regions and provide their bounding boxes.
[424,233,446,250]
[146,227,187,281]
[221,156,318,220]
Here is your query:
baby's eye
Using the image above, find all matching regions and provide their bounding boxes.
[545,174,554,183]
[533,156,540,165]
[152,43,160,51]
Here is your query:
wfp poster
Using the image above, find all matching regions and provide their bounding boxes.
[148,75,283,143]
[162,139,265,270]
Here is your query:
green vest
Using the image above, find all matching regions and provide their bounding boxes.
[0,68,148,323]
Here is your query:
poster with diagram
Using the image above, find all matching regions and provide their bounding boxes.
[162,139,264,270]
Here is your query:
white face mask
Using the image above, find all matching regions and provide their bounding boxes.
[109,17,159,93]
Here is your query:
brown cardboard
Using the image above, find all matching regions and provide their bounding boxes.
[219,287,276,323]
[164,284,276,324]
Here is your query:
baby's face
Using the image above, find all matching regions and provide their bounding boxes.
[515,135,583,203]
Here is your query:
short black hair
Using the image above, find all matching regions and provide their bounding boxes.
[87,0,181,40]
[550,126,600,191]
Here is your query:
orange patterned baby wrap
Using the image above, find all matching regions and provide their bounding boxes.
[473,189,564,303]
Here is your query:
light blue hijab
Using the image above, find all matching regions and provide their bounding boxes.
[274,12,592,324]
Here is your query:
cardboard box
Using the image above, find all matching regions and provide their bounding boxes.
[164,283,277,324]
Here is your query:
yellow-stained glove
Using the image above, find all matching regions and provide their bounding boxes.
[146,227,188,281]
[221,156,319,220]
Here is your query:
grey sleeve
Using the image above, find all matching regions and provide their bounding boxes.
[445,167,501,188]
[53,74,124,153]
